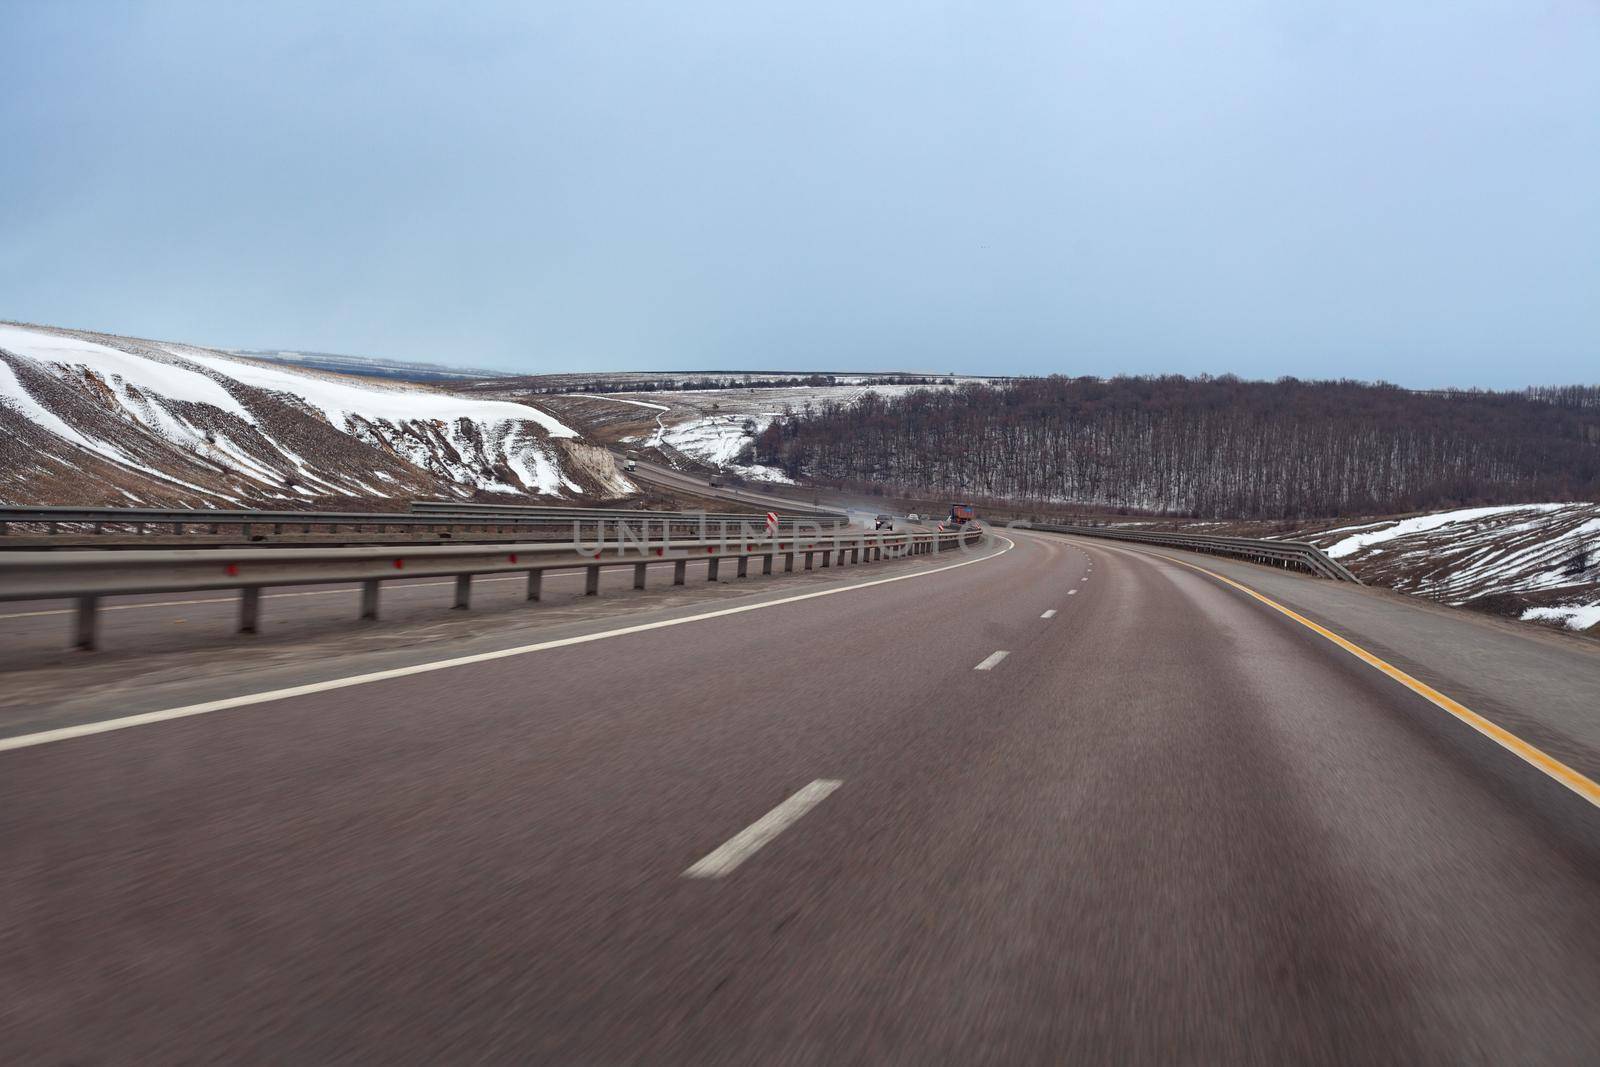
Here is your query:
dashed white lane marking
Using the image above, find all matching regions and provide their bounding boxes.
[1041,609,1057,619]
[1080,577,1088,582]
[1067,589,1078,596]
[0,535,1016,752]
[684,780,843,878]
[974,650,1010,671]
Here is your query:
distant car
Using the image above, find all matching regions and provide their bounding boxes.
[906,513,920,521]
[874,514,893,531]
[708,477,724,488]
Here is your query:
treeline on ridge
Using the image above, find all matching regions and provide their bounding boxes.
[747,377,1600,518]
[521,373,956,395]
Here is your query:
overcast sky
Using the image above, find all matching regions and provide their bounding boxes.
[3,1,1596,386]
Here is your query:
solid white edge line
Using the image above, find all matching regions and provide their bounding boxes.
[0,535,1016,753]
[1041,609,1057,619]
[974,650,1010,671]
[683,779,843,878]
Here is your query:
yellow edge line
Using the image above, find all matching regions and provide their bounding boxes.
[1131,547,1600,808]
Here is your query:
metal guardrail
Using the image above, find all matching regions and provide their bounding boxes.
[411,499,848,520]
[0,526,985,650]
[1024,523,1361,582]
[0,504,848,543]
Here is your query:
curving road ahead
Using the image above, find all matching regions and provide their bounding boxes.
[626,456,834,514]
[2,529,1599,1063]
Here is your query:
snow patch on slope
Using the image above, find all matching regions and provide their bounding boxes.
[1303,503,1600,631]
[0,322,601,504]
[166,344,576,437]
[1522,604,1600,632]
[654,413,794,483]
[1,324,255,422]
[1323,504,1566,559]
[0,356,98,451]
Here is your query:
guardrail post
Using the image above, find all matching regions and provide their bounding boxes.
[785,552,794,572]
[707,557,721,581]
[633,562,647,589]
[674,560,687,585]
[527,570,542,601]
[239,587,261,633]
[851,546,860,563]
[804,551,813,570]
[820,549,831,568]
[586,564,601,595]
[762,554,773,575]
[74,596,99,650]
[453,574,471,609]
[735,556,748,577]
[360,579,379,620]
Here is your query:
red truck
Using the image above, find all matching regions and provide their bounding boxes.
[948,503,976,525]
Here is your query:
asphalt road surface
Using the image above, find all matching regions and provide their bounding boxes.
[3,529,1599,1064]
[628,457,831,514]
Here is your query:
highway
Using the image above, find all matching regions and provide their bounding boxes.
[628,456,832,514]
[3,529,1599,1062]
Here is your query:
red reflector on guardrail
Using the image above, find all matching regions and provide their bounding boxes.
[393,559,404,569]
[225,563,238,576]
[508,553,518,563]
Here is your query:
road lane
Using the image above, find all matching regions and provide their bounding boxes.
[677,535,1600,1063]
[1051,533,1600,788]
[1,528,1597,1062]
[0,529,1062,1061]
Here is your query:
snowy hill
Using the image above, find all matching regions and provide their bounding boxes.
[229,349,516,382]
[1107,503,1600,634]
[0,321,633,507]
[1300,504,1600,632]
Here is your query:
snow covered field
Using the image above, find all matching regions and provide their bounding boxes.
[0,322,627,505]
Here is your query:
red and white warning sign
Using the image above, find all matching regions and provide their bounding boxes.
[765,511,779,531]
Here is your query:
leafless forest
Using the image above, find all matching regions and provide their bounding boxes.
[751,377,1600,518]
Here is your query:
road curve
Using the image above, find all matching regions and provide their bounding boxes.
[628,457,832,514]
[2,529,1598,1063]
